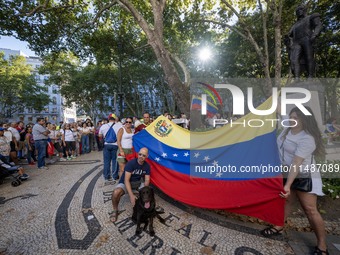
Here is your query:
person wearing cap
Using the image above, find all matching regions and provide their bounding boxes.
[98,113,123,182]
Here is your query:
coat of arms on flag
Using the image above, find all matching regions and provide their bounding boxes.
[154,119,173,137]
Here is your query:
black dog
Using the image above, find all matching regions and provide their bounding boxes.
[131,186,165,236]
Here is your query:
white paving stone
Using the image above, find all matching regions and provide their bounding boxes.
[0,152,293,254]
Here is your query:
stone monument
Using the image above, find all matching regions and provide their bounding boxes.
[285,4,325,123]
[285,4,322,78]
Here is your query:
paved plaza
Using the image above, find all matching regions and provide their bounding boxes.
[0,151,339,255]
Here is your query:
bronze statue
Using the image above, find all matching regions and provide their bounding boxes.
[286,4,322,78]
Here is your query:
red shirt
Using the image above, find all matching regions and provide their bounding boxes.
[134,124,147,134]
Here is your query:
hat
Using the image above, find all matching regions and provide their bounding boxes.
[0,127,5,131]
[108,113,117,120]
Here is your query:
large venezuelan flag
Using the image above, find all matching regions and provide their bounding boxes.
[133,98,284,225]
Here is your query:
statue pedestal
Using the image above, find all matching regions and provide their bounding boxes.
[289,79,325,130]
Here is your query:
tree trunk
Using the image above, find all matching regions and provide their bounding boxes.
[329,85,340,118]
[148,38,190,115]
[272,0,282,89]
[117,0,190,116]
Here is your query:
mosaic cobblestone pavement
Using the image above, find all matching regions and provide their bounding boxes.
[0,152,327,255]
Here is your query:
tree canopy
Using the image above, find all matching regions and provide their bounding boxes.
[1,0,339,117]
[0,53,50,121]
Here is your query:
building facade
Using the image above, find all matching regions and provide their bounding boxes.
[0,48,76,124]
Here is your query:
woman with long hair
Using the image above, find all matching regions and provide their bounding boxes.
[25,126,37,165]
[48,124,65,161]
[117,117,134,179]
[61,124,76,160]
[261,107,328,255]
[79,122,90,154]
[95,121,103,151]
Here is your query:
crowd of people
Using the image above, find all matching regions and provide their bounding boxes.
[325,117,340,145]
[0,108,336,254]
[0,111,185,174]
[0,118,102,170]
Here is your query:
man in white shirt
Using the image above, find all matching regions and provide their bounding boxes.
[8,122,20,144]
[7,122,20,164]
[99,114,122,182]
[32,118,50,169]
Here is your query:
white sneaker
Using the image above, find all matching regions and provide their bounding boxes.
[38,166,49,170]
[59,157,66,161]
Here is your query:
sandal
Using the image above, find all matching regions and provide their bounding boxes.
[313,246,329,255]
[109,210,118,223]
[260,227,283,238]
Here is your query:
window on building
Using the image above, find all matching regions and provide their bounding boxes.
[19,116,24,121]
[52,97,57,105]
[28,108,33,113]
[52,116,57,121]
[28,116,33,122]
[52,86,58,94]
[43,76,49,85]
[52,107,57,113]
[44,108,49,113]
[6,110,12,118]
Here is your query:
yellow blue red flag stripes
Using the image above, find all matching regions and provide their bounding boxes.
[191,95,218,118]
[133,97,284,225]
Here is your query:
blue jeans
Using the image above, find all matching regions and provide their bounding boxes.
[103,144,118,180]
[25,144,37,163]
[81,135,89,154]
[35,140,47,168]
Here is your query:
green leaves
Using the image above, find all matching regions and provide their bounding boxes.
[0,53,50,120]
[40,51,117,115]
[1,0,338,116]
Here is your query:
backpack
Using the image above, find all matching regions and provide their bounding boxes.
[104,123,117,143]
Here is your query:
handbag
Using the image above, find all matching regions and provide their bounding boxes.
[47,142,55,156]
[291,174,312,192]
[280,134,313,192]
